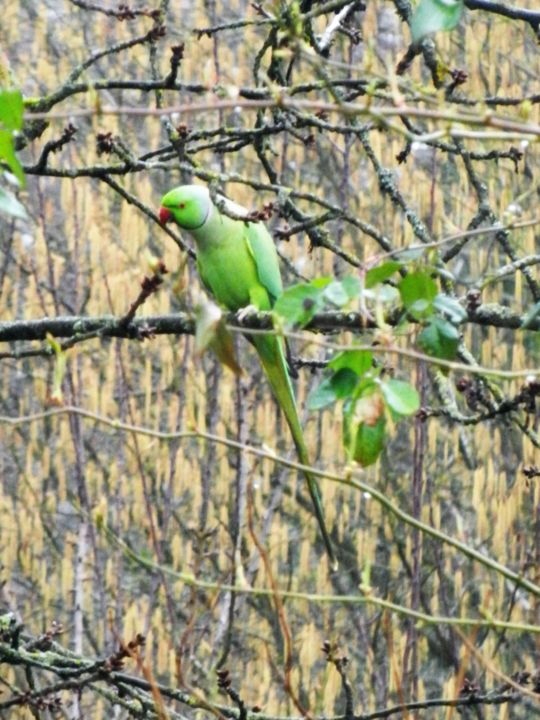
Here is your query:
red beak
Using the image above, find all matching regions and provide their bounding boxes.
[159,206,172,224]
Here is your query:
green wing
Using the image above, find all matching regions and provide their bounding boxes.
[245,222,283,306]
[196,257,215,297]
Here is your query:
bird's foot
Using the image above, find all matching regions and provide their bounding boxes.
[237,304,259,322]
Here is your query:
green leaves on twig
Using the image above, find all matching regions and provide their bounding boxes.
[273,259,469,466]
[309,349,420,467]
[397,270,465,361]
[273,275,360,329]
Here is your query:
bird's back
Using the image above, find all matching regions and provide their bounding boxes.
[191,203,277,313]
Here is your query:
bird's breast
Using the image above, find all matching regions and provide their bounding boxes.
[194,229,259,311]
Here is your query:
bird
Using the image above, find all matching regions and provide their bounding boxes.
[159,184,337,569]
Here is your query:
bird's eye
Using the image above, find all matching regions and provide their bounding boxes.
[178,202,186,209]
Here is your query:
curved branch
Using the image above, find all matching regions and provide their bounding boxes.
[465,0,540,35]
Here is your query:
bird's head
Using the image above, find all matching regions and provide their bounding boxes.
[159,185,211,230]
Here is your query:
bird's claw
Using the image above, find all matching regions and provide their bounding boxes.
[237,304,258,322]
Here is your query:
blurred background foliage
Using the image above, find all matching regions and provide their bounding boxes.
[1,0,540,718]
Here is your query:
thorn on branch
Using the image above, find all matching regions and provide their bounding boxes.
[165,44,185,87]
[102,633,146,673]
[33,124,77,172]
[54,123,78,151]
[274,222,291,239]
[455,376,493,412]
[24,621,64,652]
[315,109,329,122]
[446,68,468,97]
[522,464,540,480]
[346,28,362,45]
[116,3,137,20]
[455,377,471,393]
[117,4,162,22]
[70,1,160,20]
[147,23,167,42]
[459,677,482,697]
[508,670,531,689]
[514,376,540,415]
[508,146,524,173]
[466,288,482,312]
[396,141,412,164]
[246,202,276,222]
[175,123,189,139]
[322,641,354,720]
[396,44,422,77]
[416,407,428,422]
[217,669,248,720]
[21,693,63,713]
[216,668,232,690]
[95,133,137,166]
[96,131,114,156]
[118,261,168,331]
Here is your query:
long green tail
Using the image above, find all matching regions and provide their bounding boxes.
[253,334,338,570]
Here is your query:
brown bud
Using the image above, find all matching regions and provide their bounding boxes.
[456,377,471,392]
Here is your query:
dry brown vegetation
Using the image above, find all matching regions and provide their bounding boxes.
[1,0,540,718]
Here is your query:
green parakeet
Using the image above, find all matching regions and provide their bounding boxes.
[159,185,336,569]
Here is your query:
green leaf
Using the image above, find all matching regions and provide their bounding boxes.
[323,280,350,307]
[398,270,438,319]
[323,276,360,306]
[331,368,359,399]
[0,88,23,131]
[0,129,25,187]
[329,349,373,376]
[364,284,400,305]
[343,390,386,466]
[410,0,464,43]
[381,379,420,416]
[433,294,467,324]
[308,367,360,411]
[274,278,330,329]
[340,275,361,298]
[418,317,460,360]
[310,277,333,290]
[307,377,338,410]
[365,261,401,289]
[347,416,386,467]
[308,349,372,413]
[0,187,26,219]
